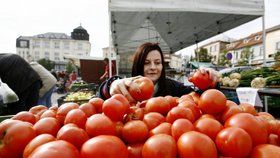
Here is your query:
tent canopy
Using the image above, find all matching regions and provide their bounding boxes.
[109,0,264,54]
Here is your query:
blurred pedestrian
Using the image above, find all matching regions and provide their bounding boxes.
[100,58,116,81]
[0,53,42,114]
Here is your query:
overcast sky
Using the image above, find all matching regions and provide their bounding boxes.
[0,0,279,57]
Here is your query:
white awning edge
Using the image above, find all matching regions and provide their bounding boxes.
[109,0,264,15]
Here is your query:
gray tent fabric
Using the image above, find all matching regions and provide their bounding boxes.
[109,0,264,54]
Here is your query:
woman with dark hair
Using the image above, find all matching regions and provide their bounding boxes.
[98,42,218,102]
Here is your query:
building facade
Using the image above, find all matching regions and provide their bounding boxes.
[16,26,91,70]
[226,24,280,66]
[196,41,230,65]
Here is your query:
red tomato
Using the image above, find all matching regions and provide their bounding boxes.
[226,100,238,107]
[194,117,223,141]
[113,121,124,138]
[250,144,280,158]
[103,98,127,121]
[23,134,55,158]
[57,124,89,149]
[40,109,56,119]
[122,120,149,144]
[188,92,200,104]
[88,97,104,113]
[0,121,36,158]
[29,105,48,116]
[149,122,171,136]
[145,97,171,116]
[171,118,194,141]
[111,94,130,113]
[64,109,87,128]
[225,113,268,146]
[198,89,227,115]
[33,117,61,136]
[177,131,217,158]
[188,70,212,90]
[124,106,145,123]
[81,135,128,158]
[79,103,96,117]
[268,134,280,146]
[240,103,258,116]
[166,106,195,123]
[178,100,201,120]
[127,143,143,158]
[221,105,242,123]
[85,114,115,137]
[12,111,36,124]
[258,112,275,120]
[49,105,58,112]
[216,127,252,158]
[178,94,195,104]
[142,134,177,158]
[128,76,154,101]
[143,112,165,130]
[56,102,79,124]
[164,95,178,108]
[28,140,80,158]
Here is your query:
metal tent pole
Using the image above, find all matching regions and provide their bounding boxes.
[262,1,266,66]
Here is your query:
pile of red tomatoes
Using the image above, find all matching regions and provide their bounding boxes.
[0,77,280,158]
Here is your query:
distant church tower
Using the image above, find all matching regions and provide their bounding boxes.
[71,25,89,41]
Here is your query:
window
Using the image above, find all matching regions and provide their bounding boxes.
[276,42,280,50]
[78,43,83,50]
[45,52,50,59]
[255,35,261,41]
[77,53,83,56]
[35,51,40,60]
[54,42,60,49]
[54,52,59,56]
[214,45,217,51]
[18,51,21,56]
[210,46,212,52]
[20,41,28,47]
[54,57,60,61]
[243,39,249,43]
[44,41,50,48]
[64,42,70,49]
[34,41,40,48]
[259,46,264,56]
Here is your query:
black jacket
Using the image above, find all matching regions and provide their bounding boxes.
[154,78,195,97]
[0,53,41,94]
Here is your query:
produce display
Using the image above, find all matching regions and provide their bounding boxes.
[221,67,280,88]
[64,91,94,102]
[0,76,280,158]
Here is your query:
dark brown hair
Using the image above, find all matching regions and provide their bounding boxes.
[131,42,166,84]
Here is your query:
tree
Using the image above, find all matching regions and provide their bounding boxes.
[194,48,212,62]
[273,51,280,70]
[218,50,232,67]
[238,47,252,66]
[65,61,75,73]
[38,58,55,71]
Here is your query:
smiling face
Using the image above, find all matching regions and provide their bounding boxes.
[143,50,163,83]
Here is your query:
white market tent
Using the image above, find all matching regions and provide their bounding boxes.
[108,0,265,76]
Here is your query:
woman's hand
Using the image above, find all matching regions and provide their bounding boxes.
[109,76,142,102]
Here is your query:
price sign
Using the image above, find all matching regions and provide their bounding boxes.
[236,87,263,107]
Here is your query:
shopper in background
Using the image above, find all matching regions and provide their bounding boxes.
[30,61,57,107]
[100,58,116,81]
[0,53,42,114]
[69,70,77,84]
